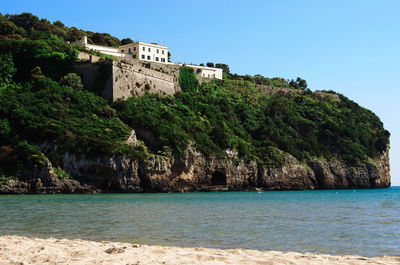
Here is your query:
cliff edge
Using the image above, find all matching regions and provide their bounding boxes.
[0,144,390,194]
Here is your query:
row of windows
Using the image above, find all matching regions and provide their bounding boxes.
[202,73,216,78]
[141,46,165,54]
[140,54,166,62]
[121,46,166,55]
[121,47,136,54]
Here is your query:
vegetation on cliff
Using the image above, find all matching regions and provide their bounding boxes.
[0,13,390,181]
[114,75,389,165]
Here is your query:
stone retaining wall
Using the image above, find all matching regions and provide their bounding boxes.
[112,61,175,100]
[75,52,177,101]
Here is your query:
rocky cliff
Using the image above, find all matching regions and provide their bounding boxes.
[0,144,390,194]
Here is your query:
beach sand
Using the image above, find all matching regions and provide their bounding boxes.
[0,235,398,265]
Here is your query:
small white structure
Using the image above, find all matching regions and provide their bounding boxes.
[72,36,129,58]
[184,64,223,79]
[119,42,169,64]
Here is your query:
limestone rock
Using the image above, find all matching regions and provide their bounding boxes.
[0,144,391,194]
[125,129,137,146]
[306,145,390,189]
[258,154,316,190]
[0,156,91,194]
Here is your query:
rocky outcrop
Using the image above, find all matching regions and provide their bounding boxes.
[307,145,391,189]
[61,152,142,192]
[0,145,390,194]
[0,157,92,194]
[125,130,137,146]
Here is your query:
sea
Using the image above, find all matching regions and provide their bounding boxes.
[0,187,399,257]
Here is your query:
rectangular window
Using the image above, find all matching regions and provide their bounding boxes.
[134,47,136,51]
[162,50,164,55]
[121,49,124,53]
[143,46,145,51]
[128,48,131,54]
[147,55,151,60]
[141,55,145,59]
[148,47,151,52]
[156,57,159,61]
[133,55,137,58]
[161,58,165,62]
[157,49,159,53]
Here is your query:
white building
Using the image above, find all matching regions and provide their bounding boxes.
[119,42,169,64]
[72,36,223,79]
[184,64,223,79]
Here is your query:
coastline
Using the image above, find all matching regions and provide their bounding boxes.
[0,236,398,265]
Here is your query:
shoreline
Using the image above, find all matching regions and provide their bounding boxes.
[0,235,398,265]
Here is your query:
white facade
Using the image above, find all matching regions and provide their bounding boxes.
[119,42,168,64]
[185,64,223,79]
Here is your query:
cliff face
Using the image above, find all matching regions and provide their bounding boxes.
[307,145,390,189]
[0,156,92,194]
[0,145,390,194]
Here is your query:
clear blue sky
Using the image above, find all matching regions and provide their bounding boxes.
[2,0,400,185]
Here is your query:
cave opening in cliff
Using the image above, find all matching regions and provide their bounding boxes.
[211,171,227,185]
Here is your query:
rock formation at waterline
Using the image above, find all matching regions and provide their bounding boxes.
[0,143,390,194]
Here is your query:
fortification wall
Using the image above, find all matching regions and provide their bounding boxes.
[74,53,177,101]
[118,59,183,93]
[140,61,206,86]
[112,61,175,100]
[119,58,216,90]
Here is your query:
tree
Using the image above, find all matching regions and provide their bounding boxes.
[6,12,39,30]
[66,27,84,42]
[90,33,107,46]
[0,53,16,86]
[215,63,230,74]
[206,62,214,68]
[40,18,50,24]
[296,77,307,90]
[60,73,84,90]
[34,21,52,33]
[89,32,120,47]
[289,77,308,90]
[53,20,64,27]
[121,38,133,45]
[0,20,17,35]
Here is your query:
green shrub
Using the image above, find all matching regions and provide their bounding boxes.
[60,73,83,90]
[178,66,199,92]
[114,78,389,165]
[0,53,16,86]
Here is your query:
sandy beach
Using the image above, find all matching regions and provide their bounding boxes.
[0,236,398,265]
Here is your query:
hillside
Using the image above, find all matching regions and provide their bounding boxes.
[0,13,390,193]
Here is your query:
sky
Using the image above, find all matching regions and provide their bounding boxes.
[2,0,400,185]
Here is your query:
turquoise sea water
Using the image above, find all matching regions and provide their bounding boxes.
[0,187,399,257]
